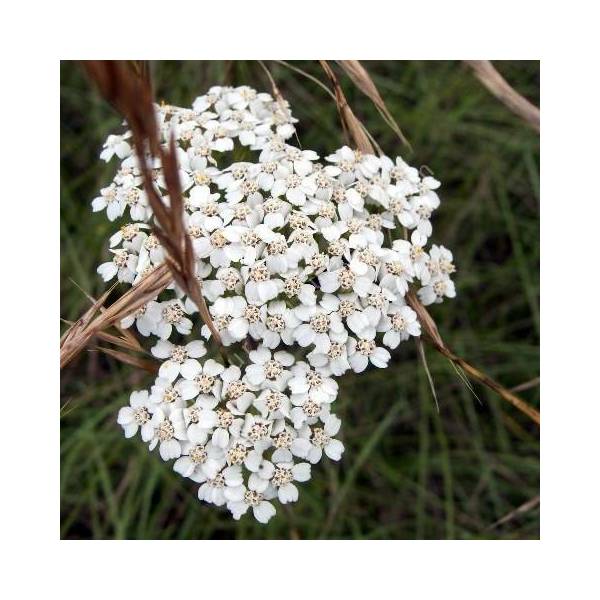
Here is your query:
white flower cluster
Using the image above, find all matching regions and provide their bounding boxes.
[93,84,457,523]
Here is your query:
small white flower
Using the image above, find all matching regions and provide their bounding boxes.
[244,345,294,390]
[120,301,162,337]
[293,294,347,354]
[270,164,317,206]
[326,146,379,185]
[173,441,223,481]
[418,276,456,305]
[393,230,430,284]
[379,305,421,349]
[97,249,137,283]
[318,258,373,297]
[151,339,207,382]
[198,465,244,506]
[148,406,188,461]
[291,415,344,463]
[346,334,391,373]
[149,376,196,408]
[267,461,311,504]
[242,262,284,305]
[254,300,298,349]
[117,390,154,439]
[227,486,277,523]
[100,132,132,162]
[155,300,193,339]
[91,184,125,221]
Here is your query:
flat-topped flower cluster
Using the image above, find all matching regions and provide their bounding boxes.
[94,84,457,523]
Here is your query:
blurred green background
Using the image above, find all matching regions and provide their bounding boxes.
[60,60,539,540]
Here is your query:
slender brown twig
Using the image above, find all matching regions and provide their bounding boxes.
[487,495,540,530]
[337,60,412,151]
[464,60,540,133]
[319,60,376,154]
[406,291,540,425]
[60,264,172,369]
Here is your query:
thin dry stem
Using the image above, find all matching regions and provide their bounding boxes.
[60,264,172,369]
[406,291,540,426]
[465,60,540,133]
[488,495,540,529]
[95,346,159,374]
[319,60,375,154]
[337,60,411,150]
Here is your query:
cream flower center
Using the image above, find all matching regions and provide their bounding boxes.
[244,305,261,323]
[310,313,330,334]
[311,427,331,448]
[134,407,150,425]
[356,339,376,356]
[244,490,263,506]
[227,443,249,465]
[163,303,184,324]
[218,268,240,290]
[163,386,181,404]
[214,314,233,331]
[189,445,208,464]
[338,300,356,317]
[283,276,302,297]
[391,313,407,331]
[266,315,285,333]
[112,250,128,267]
[156,419,175,441]
[274,431,292,449]
[216,409,234,428]
[120,223,139,241]
[250,264,270,282]
[302,400,320,417]
[194,373,215,394]
[305,371,323,388]
[210,230,228,248]
[337,267,356,289]
[327,342,344,359]
[263,198,282,213]
[264,359,283,379]
[272,466,294,487]
[248,422,269,442]
[225,381,247,400]
[265,390,283,411]
[286,174,302,189]
[170,345,188,363]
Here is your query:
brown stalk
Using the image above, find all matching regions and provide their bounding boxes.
[95,346,159,374]
[60,264,172,369]
[60,284,116,347]
[319,60,375,154]
[94,330,144,353]
[68,279,145,352]
[337,60,411,150]
[81,60,221,346]
[258,61,286,107]
[464,60,540,133]
[406,291,540,426]
[488,495,540,530]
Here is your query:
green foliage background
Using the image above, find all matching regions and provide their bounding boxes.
[60,60,540,540]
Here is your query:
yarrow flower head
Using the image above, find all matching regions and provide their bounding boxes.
[97,84,457,523]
